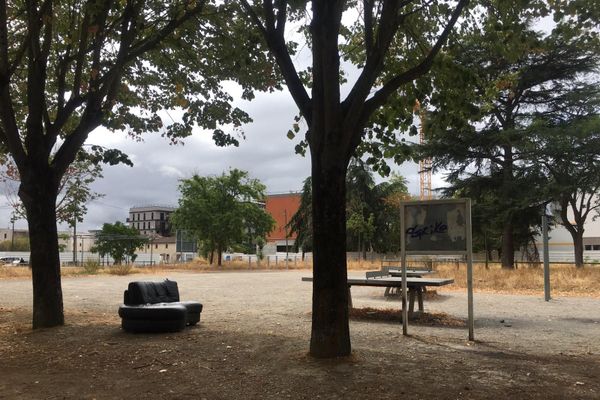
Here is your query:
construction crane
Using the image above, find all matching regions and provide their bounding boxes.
[414,100,432,200]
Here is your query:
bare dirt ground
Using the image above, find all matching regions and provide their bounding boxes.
[1,270,599,399]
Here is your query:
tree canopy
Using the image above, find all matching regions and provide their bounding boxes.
[171,169,275,266]
[526,91,600,267]
[419,3,600,268]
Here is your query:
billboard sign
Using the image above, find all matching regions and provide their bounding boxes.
[402,199,470,254]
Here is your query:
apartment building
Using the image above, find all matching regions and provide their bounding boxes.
[127,205,175,237]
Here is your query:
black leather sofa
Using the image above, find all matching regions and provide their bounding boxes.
[118,280,202,333]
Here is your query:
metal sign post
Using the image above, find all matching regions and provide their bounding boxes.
[465,199,474,340]
[542,212,551,301]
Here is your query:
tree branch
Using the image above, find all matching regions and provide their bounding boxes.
[361,0,469,119]
[125,1,207,63]
[363,0,374,54]
[239,0,311,121]
[274,0,287,35]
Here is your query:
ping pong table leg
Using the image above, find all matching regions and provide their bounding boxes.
[408,288,416,318]
[348,285,353,309]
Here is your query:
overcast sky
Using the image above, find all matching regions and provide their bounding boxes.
[1,84,435,232]
[0,14,466,233]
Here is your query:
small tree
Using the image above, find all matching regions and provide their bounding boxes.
[171,169,275,266]
[91,222,148,265]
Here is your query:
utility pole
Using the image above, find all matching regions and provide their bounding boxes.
[80,236,84,264]
[150,234,156,266]
[72,212,77,265]
[284,209,289,269]
[11,217,15,251]
[542,206,551,301]
[415,100,432,200]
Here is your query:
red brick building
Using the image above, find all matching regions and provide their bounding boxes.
[265,193,301,253]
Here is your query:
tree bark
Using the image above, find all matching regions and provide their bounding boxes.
[19,171,64,328]
[559,197,586,268]
[573,231,585,268]
[500,144,515,269]
[501,221,515,269]
[217,244,223,266]
[309,154,351,358]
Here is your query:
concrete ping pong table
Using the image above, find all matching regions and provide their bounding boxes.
[301,276,454,317]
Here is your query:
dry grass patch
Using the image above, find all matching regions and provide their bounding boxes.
[343,259,600,297]
[435,263,600,297]
[148,258,311,272]
[0,266,89,279]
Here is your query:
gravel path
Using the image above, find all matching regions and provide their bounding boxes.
[1,269,600,399]
[2,269,599,356]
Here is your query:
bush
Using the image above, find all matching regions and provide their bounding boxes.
[82,260,101,275]
[109,263,133,276]
[0,238,30,251]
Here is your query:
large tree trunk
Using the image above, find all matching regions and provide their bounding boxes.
[559,197,586,269]
[500,144,515,269]
[572,231,585,268]
[308,1,350,358]
[309,155,351,358]
[501,221,515,269]
[217,244,223,266]
[19,173,64,329]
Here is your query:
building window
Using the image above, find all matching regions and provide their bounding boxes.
[151,212,154,220]
[165,244,168,249]
[594,245,600,251]
[3,234,6,239]
[143,222,146,230]
[160,213,164,221]
[155,244,158,249]
[585,245,592,250]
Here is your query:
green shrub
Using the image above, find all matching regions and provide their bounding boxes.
[0,238,30,251]
[82,260,101,275]
[109,263,133,276]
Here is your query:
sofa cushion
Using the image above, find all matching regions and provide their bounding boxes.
[119,303,187,320]
[119,304,187,333]
[126,280,180,305]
